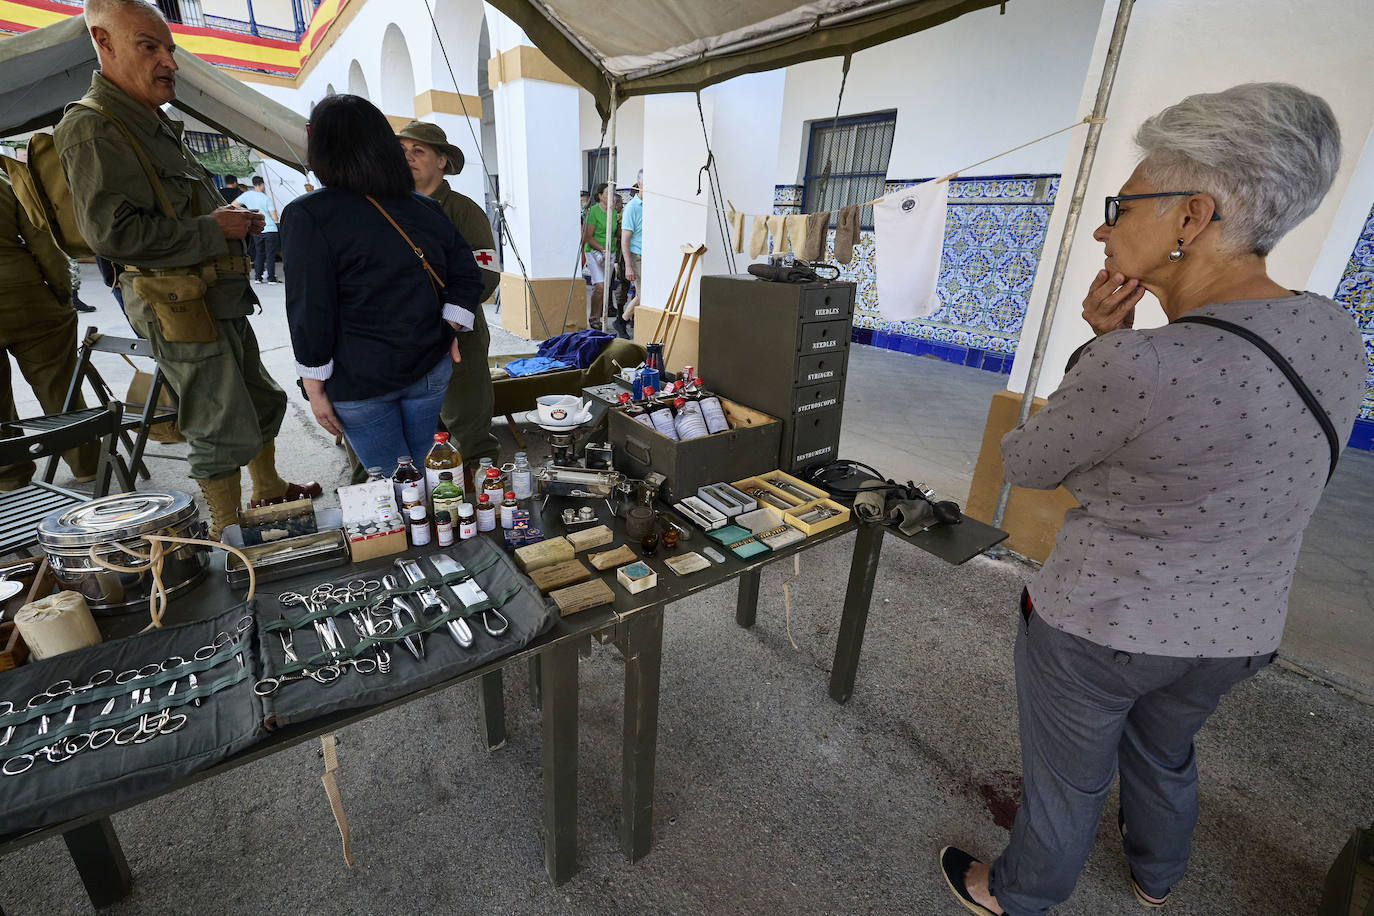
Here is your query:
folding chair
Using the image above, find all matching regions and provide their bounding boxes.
[42,327,180,487]
[0,402,131,557]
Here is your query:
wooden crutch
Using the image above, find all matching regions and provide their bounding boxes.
[653,243,706,366]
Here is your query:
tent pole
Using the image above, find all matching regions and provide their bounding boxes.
[602,81,618,332]
[990,0,1135,531]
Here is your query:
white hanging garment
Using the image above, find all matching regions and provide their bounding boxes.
[874,182,947,321]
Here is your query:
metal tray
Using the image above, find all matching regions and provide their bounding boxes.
[225,529,350,588]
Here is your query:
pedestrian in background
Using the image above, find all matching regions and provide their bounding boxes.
[618,170,644,339]
[235,176,279,283]
[220,174,243,203]
[582,182,618,331]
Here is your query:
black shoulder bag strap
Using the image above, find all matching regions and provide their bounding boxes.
[1175,314,1340,484]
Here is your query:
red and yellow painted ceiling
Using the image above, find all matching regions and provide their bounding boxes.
[0,0,348,78]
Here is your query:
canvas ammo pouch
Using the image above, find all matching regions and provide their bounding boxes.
[131,270,216,342]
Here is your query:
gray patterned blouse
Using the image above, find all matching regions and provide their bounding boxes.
[1002,292,1365,657]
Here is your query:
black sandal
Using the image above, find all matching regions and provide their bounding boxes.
[939,847,1002,916]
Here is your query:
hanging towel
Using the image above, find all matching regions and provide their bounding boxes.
[747,215,769,258]
[873,181,948,321]
[729,209,746,254]
[765,214,787,256]
[803,211,830,261]
[833,205,860,264]
[784,215,809,255]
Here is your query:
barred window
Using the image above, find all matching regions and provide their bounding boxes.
[585,147,617,194]
[802,111,896,230]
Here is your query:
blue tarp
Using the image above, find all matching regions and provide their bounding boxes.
[503,356,570,377]
[536,330,614,370]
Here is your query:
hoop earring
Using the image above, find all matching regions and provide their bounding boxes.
[1168,238,1185,262]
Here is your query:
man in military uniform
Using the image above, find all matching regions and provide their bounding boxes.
[54,0,318,536]
[0,174,99,490]
[397,120,500,473]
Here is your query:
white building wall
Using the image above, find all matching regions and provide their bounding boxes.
[1008,0,1374,398]
[1309,124,1374,297]
[578,92,643,191]
[773,0,1106,184]
[639,72,788,321]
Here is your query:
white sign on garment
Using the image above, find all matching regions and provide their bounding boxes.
[874,180,948,321]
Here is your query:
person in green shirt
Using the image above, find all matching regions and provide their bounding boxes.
[582,182,620,331]
[53,0,320,536]
[397,120,500,479]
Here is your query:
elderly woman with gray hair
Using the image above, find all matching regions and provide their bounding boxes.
[941,83,1365,915]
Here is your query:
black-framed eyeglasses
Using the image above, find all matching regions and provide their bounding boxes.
[1104,192,1222,227]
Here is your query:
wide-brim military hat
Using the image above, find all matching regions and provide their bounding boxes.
[397,120,464,175]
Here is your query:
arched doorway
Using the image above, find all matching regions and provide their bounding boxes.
[380,24,416,121]
[347,60,369,100]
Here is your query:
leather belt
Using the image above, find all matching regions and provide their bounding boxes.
[124,256,250,276]
[121,256,251,287]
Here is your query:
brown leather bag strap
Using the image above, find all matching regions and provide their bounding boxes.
[365,195,445,294]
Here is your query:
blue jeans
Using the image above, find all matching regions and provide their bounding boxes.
[332,357,452,473]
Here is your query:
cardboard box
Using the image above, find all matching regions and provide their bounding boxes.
[616,561,658,594]
[782,498,850,536]
[610,396,781,503]
[338,480,407,562]
[732,476,806,512]
[753,470,827,503]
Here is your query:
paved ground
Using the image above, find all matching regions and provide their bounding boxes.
[4,267,1371,913]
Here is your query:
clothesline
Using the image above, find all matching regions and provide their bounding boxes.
[632,115,1107,216]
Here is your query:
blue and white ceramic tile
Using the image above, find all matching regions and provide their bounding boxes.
[1332,203,1374,423]
[775,174,1059,366]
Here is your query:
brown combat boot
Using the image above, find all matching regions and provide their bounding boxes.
[197,472,242,540]
[246,440,322,508]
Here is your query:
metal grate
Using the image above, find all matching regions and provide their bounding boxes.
[184,130,232,154]
[585,147,616,193]
[802,112,897,230]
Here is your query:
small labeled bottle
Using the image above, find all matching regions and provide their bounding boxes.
[500,491,517,529]
[481,466,504,505]
[700,393,730,434]
[674,397,709,440]
[510,453,534,500]
[434,510,454,547]
[649,402,679,440]
[401,485,423,515]
[458,502,477,539]
[365,466,386,483]
[431,471,463,523]
[475,493,496,532]
[408,503,431,547]
[390,456,423,511]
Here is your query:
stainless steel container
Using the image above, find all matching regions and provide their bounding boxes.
[37,491,208,614]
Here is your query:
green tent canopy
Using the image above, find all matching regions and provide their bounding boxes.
[0,14,308,171]
[489,0,1007,118]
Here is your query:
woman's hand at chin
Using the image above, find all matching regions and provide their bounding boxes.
[1082,269,1144,335]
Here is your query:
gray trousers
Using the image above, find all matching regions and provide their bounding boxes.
[989,593,1273,915]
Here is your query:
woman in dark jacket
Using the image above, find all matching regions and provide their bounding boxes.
[281,94,483,472]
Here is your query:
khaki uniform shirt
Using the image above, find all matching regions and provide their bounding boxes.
[0,174,70,304]
[430,182,499,303]
[53,73,255,321]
